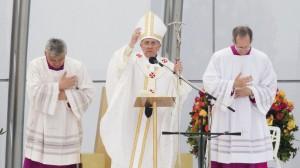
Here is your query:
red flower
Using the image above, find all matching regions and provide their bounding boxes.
[199,90,206,97]
[193,104,200,111]
[192,113,198,120]
[199,101,205,107]
[204,125,209,132]
[272,103,280,111]
[279,102,287,110]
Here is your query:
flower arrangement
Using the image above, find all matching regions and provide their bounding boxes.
[186,91,209,156]
[266,89,298,162]
[187,89,298,162]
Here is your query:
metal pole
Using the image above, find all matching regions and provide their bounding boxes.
[198,117,205,168]
[212,0,216,53]
[162,0,171,58]
[5,0,31,167]
[162,0,183,61]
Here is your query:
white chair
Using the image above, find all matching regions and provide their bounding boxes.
[269,126,281,168]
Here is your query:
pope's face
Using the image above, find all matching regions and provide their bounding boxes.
[140,38,161,58]
[45,51,65,68]
[234,35,251,55]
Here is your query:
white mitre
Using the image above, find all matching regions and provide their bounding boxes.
[136,11,167,44]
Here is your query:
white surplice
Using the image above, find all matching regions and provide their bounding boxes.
[25,56,94,165]
[100,46,191,168]
[203,47,277,163]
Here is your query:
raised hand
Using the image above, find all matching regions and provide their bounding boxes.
[129,28,142,48]
[59,72,78,91]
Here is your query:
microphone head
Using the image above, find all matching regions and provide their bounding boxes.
[149,57,158,64]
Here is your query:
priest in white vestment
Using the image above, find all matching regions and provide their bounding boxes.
[100,11,191,168]
[203,26,277,168]
[24,38,94,168]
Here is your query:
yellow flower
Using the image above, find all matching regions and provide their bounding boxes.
[266,115,274,126]
[287,100,294,110]
[288,100,294,106]
[199,109,207,117]
[287,119,296,130]
[283,99,288,105]
[278,90,286,98]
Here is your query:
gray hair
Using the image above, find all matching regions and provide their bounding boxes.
[45,38,67,56]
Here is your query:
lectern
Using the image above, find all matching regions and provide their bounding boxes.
[129,95,175,168]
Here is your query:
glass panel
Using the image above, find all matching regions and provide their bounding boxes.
[0,1,13,79]
[0,82,9,168]
[27,0,150,81]
[215,0,300,80]
[181,0,213,80]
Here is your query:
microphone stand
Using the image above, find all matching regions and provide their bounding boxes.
[162,130,241,168]
[152,58,239,168]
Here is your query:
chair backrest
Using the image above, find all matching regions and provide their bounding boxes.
[269,126,281,158]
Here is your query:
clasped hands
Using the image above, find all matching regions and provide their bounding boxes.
[58,72,78,100]
[233,73,253,98]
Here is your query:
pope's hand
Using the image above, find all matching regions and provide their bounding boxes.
[173,59,183,75]
[129,28,142,48]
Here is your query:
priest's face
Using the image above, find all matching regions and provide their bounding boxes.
[234,35,251,55]
[140,38,161,58]
[45,51,65,68]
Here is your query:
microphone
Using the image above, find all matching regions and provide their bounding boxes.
[149,57,158,64]
[144,101,153,118]
[149,57,164,67]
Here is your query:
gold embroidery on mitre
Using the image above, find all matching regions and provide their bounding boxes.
[140,12,163,41]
